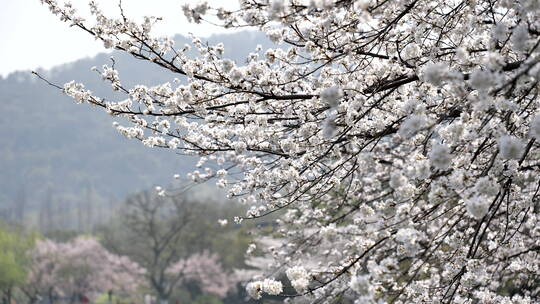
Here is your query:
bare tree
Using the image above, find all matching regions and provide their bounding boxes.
[13,185,27,223]
[38,189,54,232]
[104,191,199,304]
[84,185,94,231]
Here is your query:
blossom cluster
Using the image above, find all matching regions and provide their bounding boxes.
[286,266,310,293]
[246,278,283,299]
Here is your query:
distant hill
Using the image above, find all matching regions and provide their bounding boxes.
[0,30,270,230]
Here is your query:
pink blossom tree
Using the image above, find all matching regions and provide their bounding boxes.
[166,250,238,299]
[22,239,61,304]
[24,237,145,303]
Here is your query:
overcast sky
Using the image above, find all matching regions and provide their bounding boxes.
[0,0,239,77]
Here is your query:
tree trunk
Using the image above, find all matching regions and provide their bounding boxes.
[6,288,12,304]
[158,294,168,304]
[48,289,54,304]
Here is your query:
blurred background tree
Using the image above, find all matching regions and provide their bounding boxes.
[95,187,255,304]
[0,224,35,304]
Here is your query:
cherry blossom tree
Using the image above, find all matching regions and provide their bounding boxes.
[38,0,540,303]
[23,239,61,304]
[166,250,239,299]
[24,237,145,303]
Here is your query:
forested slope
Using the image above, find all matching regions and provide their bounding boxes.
[0,30,269,230]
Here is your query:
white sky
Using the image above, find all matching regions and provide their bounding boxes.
[0,0,239,77]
